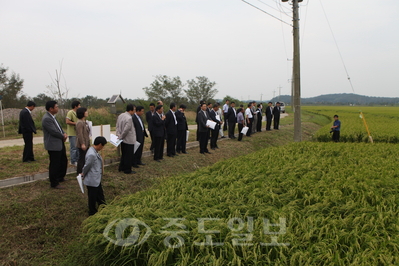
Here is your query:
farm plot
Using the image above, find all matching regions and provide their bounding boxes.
[305,106,399,143]
[71,142,399,266]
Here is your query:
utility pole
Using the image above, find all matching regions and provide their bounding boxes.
[260,93,263,102]
[282,0,302,142]
[278,85,282,101]
[292,0,302,142]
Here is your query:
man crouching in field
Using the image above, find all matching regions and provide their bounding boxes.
[81,136,107,216]
[331,115,341,142]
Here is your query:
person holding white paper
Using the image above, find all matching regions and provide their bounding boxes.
[197,103,211,154]
[81,136,107,216]
[132,106,148,168]
[209,103,223,150]
[237,108,245,141]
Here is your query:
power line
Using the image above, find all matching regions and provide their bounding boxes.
[319,0,355,93]
[256,0,291,17]
[241,0,293,27]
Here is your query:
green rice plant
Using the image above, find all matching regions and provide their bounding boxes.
[73,142,399,265]
[306,106,399,143]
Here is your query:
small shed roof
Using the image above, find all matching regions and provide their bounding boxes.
[107,94,125,104]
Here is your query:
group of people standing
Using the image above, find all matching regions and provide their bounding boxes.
[16,99,284,215]
[116,101,189,175]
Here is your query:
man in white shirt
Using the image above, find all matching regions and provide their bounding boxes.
[222,100,229,131]
[245,103,253,137]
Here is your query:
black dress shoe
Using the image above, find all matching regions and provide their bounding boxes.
[167,155,174,157]
[221,136,226,138]
[182,151,188,154]
[205,151,212,154]
[124,171,136,174]
[132,165,139,168]
[138,162,146,166]
[215,146,219,149]
[173,154,178,156]
[52,185,65,189]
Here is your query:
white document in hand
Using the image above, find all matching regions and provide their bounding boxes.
[134,141,141,154]
[110,134,123,147]
[206,120,217,130]
[241,126,249,135]
[76,174,84,194]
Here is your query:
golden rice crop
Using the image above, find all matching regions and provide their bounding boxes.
[75,142,399,265]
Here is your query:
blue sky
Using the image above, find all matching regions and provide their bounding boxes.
[1,0,398,101]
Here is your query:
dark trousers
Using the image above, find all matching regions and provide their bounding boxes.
[77,148,88,175]
[238,123,244,141]
[154,136,164,160]
[246,118,253,136]
[133,137,144,165]
[166,133,177,156]
[274,117,280,129]
[266,118,272,130]
[210,129,219,148]
[149,131,154,151]
[119,142,133,173]
[332,131,340,142]
[223,114,228,131]
[22,132,34,162]
[257,115,262,132]
[48,143,68,187]
[87,184,105,216]
[176,130,187,153]
[199,131,209,153]
[228,122,236,138]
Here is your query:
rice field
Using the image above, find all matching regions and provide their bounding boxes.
[305,106,399,143]
[75,141,399,266]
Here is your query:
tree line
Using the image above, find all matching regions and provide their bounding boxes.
[0,64,246,111]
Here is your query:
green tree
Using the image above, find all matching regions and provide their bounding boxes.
[0,65,26,108]
[143,75,187,106]
[33,93,53,106]
[185,76,217,105]
[223,95,244,108]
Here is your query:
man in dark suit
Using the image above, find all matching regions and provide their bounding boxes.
[256,103,263,132]
[209,103,222,150]
[19,101,37,162]
[226,101,237,139]
[165,103,178,157]
[273,102,281,130]
[42,101,68,189]
[132,106,148,167]
[198,103,211,154]
[265,102,273,131]
[176,104,188,154]
[145,103,156,154]
[152,105,166,162]
[195,100,205,141]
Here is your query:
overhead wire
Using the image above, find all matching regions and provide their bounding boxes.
[256,0,291,17]
[319,0,355,93]
[241,0,293,27]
